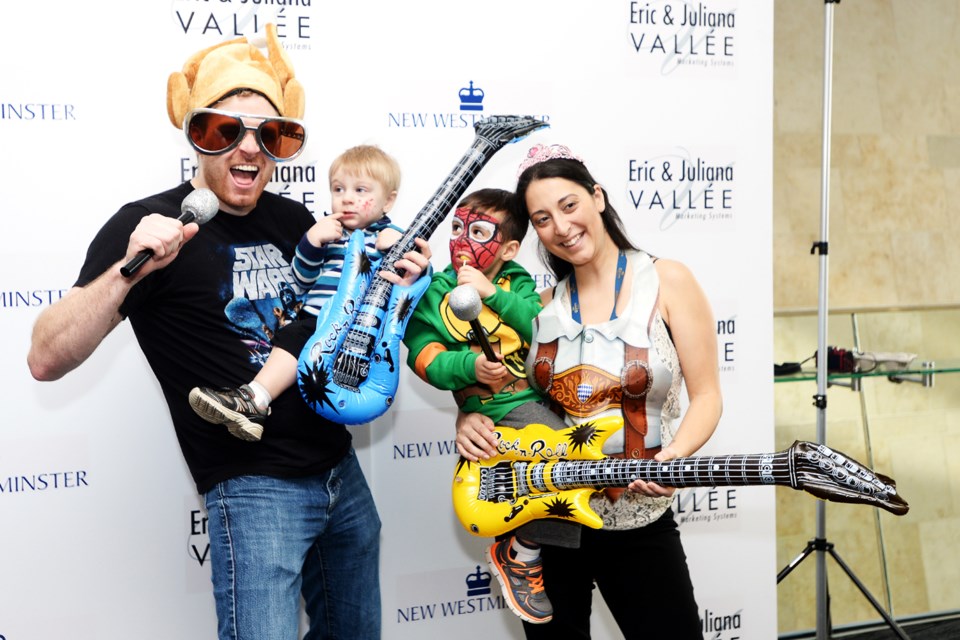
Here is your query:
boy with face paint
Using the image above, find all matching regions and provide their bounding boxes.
[403,188,580,626]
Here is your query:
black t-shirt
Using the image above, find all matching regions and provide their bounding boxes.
[76,182,351,494]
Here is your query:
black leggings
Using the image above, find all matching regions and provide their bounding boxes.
[522,509,701,639]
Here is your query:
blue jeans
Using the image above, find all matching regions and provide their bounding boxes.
[204,450,381,640]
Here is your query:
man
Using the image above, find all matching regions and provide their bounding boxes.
[27,24,429,640]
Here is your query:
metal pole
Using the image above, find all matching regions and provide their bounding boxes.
[806,3,909,638]
[777,6,910,638]
[813,3,836,637]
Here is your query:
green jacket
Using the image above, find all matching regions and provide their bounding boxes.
[403,261,544,422]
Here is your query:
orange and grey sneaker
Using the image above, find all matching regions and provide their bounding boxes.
[485,537,553,624]
[188,384,269,442]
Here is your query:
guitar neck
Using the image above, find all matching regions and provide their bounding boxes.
[379,144,495,275]
[539,451,795,492]
[377,115,547,277]
[349,143,492,332]
[357,120,537,316]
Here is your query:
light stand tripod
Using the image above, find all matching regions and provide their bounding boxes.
[775,2,910,639]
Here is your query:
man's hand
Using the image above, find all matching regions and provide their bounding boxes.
[380,237,432,287]
[126,213,200,277]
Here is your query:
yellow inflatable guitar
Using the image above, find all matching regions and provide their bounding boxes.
[452,417,909,537]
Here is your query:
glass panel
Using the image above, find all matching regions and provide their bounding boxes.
[774,308,960,632]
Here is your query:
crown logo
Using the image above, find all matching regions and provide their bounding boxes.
[465,565,492,596]
[459,80,485,112]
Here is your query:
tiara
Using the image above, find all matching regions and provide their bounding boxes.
[516,144,584,177]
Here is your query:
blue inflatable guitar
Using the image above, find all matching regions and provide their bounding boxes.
[297,115,548,424]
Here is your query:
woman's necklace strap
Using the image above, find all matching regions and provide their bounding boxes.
[569,250,626,324]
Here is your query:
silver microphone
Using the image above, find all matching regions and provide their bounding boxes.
[449,284,498,361]
[120,188,219,277]
[179,188,220,225]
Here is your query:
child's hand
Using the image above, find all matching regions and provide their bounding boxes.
[306,213,345,247]
[474,353,507,385]
[456,264,496,299]
[375,227,402,252]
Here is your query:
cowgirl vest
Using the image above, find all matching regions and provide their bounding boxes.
[525,251,683,530]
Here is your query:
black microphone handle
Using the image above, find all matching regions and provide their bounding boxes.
[119,211,196,278]
[469,318,499,362]
[119,251,151,278]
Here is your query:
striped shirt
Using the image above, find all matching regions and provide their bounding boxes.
[292,216,403,317]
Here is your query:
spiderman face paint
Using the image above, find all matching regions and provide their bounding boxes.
[449,207,503,274]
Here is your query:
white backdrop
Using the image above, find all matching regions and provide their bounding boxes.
[2,2,773,638]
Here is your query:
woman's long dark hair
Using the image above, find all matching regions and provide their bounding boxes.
[514,158,638,281]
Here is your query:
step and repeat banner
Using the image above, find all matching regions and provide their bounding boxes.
[2,2,773,638]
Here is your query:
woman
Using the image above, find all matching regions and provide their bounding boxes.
[456,144,722,638]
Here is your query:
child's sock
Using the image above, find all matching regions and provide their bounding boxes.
[511,537,541,563]
[246,381,273,412]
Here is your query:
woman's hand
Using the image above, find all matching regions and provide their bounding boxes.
[626,445,684,497]
[455,411,499,462]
